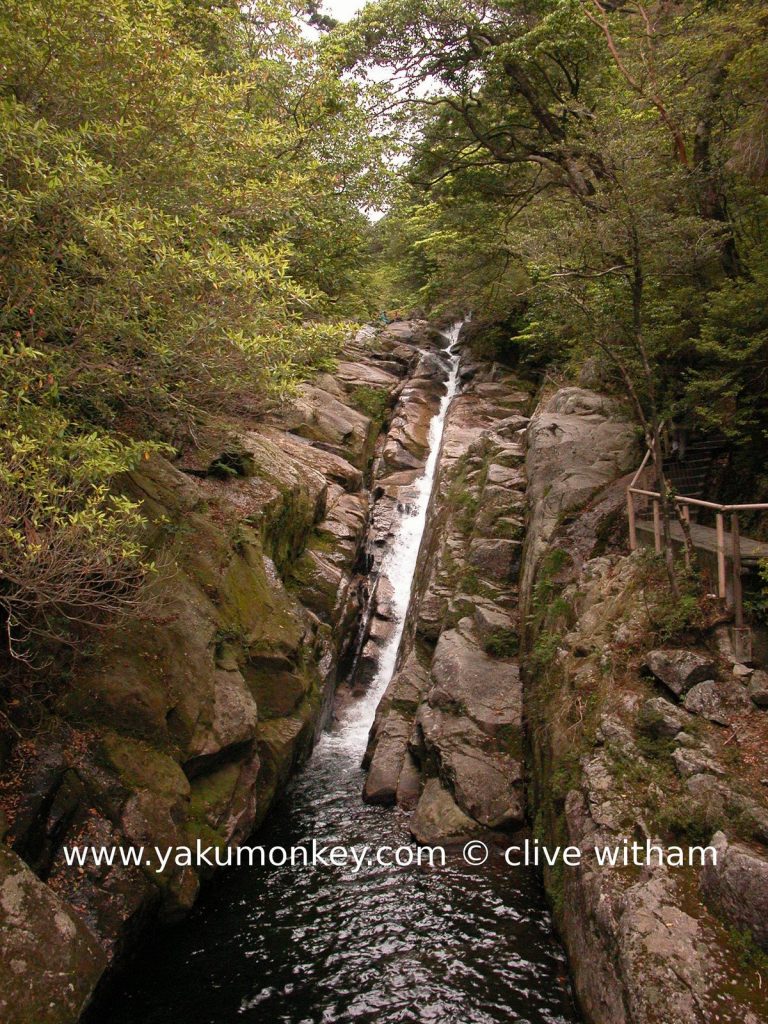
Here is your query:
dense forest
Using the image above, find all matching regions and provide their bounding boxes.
[1,0,767,680]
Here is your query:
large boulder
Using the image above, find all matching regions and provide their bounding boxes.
[429,622,522,736]
[640,697,692,738]
[0,844,107,1024]
[279,384,373,467]
[644,649,717,698]
[700,832,768,950]
[363,712,411,806]
[682,679,750,725]
[409,778,481,845]
[415,706,524,828]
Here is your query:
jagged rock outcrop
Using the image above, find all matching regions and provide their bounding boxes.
[520,386,768,1023]
[0,320,442,1022]
[363,346,530,842]
[700,832,768,950]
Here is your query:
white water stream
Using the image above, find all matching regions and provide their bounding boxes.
[322,321,463,758]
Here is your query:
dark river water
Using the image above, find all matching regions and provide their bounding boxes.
[92,328,579,1024]
[93,738,578,1024]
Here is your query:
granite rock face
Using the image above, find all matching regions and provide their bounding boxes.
[520,387,638,627]
[0,845,107,1024]
[520,387,768,1024]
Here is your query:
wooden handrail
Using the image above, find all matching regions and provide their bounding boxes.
[628,447,652,489]
[627,487,768,514]
[626,450,767,658]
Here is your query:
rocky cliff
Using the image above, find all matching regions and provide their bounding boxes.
[0,320,445,1024]
[520,387,768,1023]
[4,322,768,1024]
[363,366,768,1022]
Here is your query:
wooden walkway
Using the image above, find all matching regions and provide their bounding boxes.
[636,519,768,565]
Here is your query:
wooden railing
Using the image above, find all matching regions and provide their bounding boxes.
[626,451,768,646]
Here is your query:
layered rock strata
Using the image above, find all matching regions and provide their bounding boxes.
[363,348,532,843]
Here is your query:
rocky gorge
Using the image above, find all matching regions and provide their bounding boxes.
[1,321,768,1024]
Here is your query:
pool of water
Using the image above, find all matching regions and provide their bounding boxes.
[93,744,577,1024]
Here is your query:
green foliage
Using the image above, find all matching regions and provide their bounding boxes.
[658,795,725,847]
[635,553,706,642]
[0,384,157,664]
[0,0,389,667]
[531,548,571,615]
[483,627,519,658]
[346,0,768,496]
[744,558,768,624]
[687,256,768,446]
[728,928,768,975]
[529,630,560,672]
[350,385,391,424]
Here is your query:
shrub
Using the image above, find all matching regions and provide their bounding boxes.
[483,627,519,658]
[0,391,156,667]
[351,386,391,424]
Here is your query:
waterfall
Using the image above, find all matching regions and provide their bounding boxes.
[319,321,463,758]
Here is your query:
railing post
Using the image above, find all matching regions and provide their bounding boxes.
[627,489,637,550]
[653,499,662,554]
[681,504,690,568]
[731,513,743,628]
[716,512,726,600]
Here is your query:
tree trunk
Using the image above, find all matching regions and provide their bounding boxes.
[650,424,680,596]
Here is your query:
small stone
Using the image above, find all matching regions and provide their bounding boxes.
[674,731,699,749]
[733,663,753,679]
[641,697,690,738]
[748,670,768,708]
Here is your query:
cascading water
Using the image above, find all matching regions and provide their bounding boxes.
[329,322,462,759]
[94,326,578,1024]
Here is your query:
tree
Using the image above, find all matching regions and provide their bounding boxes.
[344,0,768,585]
[0,0,389,667]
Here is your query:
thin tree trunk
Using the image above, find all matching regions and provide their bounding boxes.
[649,423,680,596]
